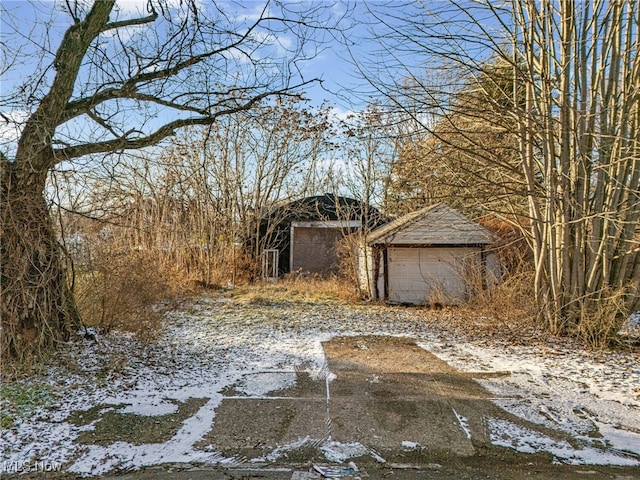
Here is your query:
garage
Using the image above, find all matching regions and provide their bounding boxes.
[386,246,482,304]
[257,194,387,279]
[358,204,497,305]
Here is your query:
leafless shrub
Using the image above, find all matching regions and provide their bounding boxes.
[335,234,364,296]
[424,281,452,308]
[74,246,174,342]
[570,288,629,350]
[454,250,537,342]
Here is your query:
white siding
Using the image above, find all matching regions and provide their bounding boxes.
[356,246,375,297]
[386,247,480,305]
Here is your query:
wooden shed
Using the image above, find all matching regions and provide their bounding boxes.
[358,203,498,305]
[258,194,386,279]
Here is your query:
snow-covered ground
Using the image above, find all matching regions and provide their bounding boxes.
[1,297,639,476]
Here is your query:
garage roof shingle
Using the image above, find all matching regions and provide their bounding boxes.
[367,203,494,246]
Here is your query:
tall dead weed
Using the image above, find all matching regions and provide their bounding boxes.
[74,248,176,342]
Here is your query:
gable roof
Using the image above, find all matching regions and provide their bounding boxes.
[366,203,494,246]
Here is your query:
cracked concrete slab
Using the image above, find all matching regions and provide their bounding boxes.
[198,397,329,457]
[204,335,490,461]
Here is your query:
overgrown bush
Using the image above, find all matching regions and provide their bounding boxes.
[74,247,174,341]
[335,232,375,300]
[570,288,629,350]
[460,255,631,348]
[457,241,537,340]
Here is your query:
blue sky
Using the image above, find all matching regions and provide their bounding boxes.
[0,0,404,197]
[0,1,396,161]
[0,1,380,118]
[1,0,472,158]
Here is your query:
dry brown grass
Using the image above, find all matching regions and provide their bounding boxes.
[74,248,178,342]
[570,288,630,350]
[451,258,539,343]
[456,265,633,349]
[227,275,361,305]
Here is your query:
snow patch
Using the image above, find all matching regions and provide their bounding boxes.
[488,417,639,466]
[321,441,369,463]
[70,397,224,475]
[234,371,297,396]
[452,408,472,440]
[401,440,420,449]
[3,299,639,476]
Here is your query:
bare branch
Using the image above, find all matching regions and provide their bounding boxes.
[53,90,289,160]
[1,0,335,360]
[15,0,115,170]
[102,12,158,32]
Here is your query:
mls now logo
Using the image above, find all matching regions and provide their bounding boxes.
[2,460,62,473]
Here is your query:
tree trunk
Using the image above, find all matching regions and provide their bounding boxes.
[1,161,79,361]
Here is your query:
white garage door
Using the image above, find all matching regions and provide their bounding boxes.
[387,247,478,305]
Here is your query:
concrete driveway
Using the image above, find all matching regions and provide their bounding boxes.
[16,335,637,480]
[103,336,638,479]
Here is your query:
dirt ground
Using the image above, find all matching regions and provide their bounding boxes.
[11,334,637,480]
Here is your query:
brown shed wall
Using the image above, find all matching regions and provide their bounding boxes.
[291,227,343,274]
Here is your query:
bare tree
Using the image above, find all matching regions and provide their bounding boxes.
[386,60,527,218]
[199,98,335,251]
[357,1,639,341]
[128,98,336,283]
[0,0,332,359]
[340,103,395,213]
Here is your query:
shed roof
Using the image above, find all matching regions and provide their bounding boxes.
[261,194,386,227]
[367,203,494,246]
